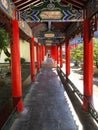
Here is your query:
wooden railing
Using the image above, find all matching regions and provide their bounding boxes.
[57,66,98,124]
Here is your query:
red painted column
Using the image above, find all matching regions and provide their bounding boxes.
[45,46,47,55]
[83,19,93,111]
[11,20,23,112]
[43,45,45,61]
[57,46,59,64]
[37,43,40,72]
[38,44,41,68]
[66,36,70,76]
[60,44,63,68]
[44,46,46,56]
[39,45,42,66]
[58,46,60,64]
[42,45,44,61]
[30,38,36,82]
[40,45,42,65]
[43,45,45,59]
[51,45,57,61]
[41,46,43,61]
[55,46,57,62]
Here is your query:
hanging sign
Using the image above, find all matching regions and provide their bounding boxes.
[37,30,65,45]
[36,30,65,38]
[20,0,83,22]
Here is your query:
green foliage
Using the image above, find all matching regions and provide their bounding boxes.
[71,38,98,67]
[21,58,26,64]
[71,44,83,62]
[94,38,98,66]
[0,27,10,58]
[4,57,11,63]
[94,38,98,44]
[4,57,26,64]
[4,48,10,57]
[0,27,10,50]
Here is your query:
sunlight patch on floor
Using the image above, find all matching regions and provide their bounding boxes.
[64,91,83,130]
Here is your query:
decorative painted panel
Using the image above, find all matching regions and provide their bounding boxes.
[87,0,98,18]
[67,22,83,39]
[0,0,15,19]
[89,15,97,39]
[19,19,33,38]
[36,30,65,45]
[20,1,83,22]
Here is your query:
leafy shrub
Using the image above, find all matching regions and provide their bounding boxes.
[21,58,26,64]
[4,57,11,63]
[0,28,10,50]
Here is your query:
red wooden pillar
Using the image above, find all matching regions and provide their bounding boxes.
[59,46,60,64]
[40,45,42,65]
[56,46,58,62]
[45,46,47,55]
[51,45,57,61]
[44,46,46,56]
[42,45,44,61]
[42,46,43,61]
[57,46,59,64]
[43,45,45,59]
[83,19,93,111]
[66,36,70,76]
[55,46,57,62]
[11,20,23,112]
[37,43,40,72]
[30,38,36,82]
[38,44,41,68]
[60,44,63,68]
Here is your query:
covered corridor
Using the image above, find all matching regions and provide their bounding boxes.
[0,0,98,130]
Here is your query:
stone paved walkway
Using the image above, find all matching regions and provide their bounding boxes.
[10,68,77,130]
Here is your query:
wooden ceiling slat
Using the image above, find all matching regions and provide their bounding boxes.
[19,6,30,12]
[18,1,37,10]
[70,0,85,6]
[33,1,43,7]
[17,0,43,8]
[61,0,83,9]
[13,0,22,3]
[61,1,82,10]
[15,0,32,6]
[20,8,30,12]
[19,2,43,12]
[13,0,88,11]
[18,0,41,11]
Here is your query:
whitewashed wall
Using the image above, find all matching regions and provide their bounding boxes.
[0,50,7,63]
[0,39,37,63]
[20,39,30,62]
